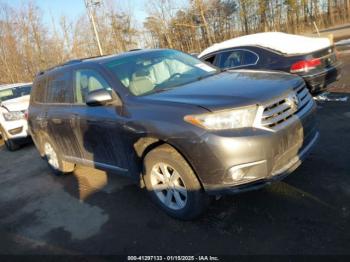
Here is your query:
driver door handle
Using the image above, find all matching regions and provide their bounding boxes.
[52,118,62,124]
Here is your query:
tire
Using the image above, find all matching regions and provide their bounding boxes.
[143,144,209,220]
[0,126,20,151]
[42,139,75,175]
[5,139,20,151]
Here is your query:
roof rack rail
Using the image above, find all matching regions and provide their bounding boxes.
[83,54,109,60]
[61,59,83,66]
[36,53,112,76]
[36,59,84,76]
[128,48,142,52]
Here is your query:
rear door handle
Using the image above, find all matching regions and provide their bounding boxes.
[69,114,79,127]
[52,118,62,124]
[37,111,48,126]
[36,116,48,128]
[36,111,48,121]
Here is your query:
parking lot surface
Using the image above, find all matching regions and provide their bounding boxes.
[0,55,349,255]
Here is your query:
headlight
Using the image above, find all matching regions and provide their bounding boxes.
[2,111,25,121]
[184,106,257,130]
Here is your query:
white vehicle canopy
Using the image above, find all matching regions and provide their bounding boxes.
[199,32,331,57]
[0,83,32,108]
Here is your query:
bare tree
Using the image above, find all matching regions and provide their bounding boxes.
[0,0,350,84]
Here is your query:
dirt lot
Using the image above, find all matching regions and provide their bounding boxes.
[0,55,349,256]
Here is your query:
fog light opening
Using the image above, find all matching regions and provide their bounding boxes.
[230,169,245,181]
[8,126,23,135]
[225,160,267,184]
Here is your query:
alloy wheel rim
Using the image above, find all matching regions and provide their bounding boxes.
[150,163,188,210]
[44,142,59,170]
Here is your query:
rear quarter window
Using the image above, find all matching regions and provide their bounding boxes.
[218,49,259,69]
[46,71,73,104]
[203,54,216,65]
[32,78,47,103]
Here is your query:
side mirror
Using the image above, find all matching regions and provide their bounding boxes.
[86,89,113,106]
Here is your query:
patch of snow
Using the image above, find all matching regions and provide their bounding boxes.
[314,92,349,102]
[199,32,331,57]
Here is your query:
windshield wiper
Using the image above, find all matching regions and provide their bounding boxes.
[141,87,173,96]
[196,71,220,81]
[220,68,231,72]
[142,71,221,96]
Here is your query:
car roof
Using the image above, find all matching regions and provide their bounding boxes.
[87,48,162,64]
[0,83,32,91]
[198,32,331,57]
[38,49,171,76]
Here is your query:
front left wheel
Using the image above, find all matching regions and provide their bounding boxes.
[143,144,209,220]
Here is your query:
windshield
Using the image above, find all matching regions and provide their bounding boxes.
[105,49,219,96]
[0,85,32,102]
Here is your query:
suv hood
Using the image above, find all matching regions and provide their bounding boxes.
[144,70,303,111]
[0,95,30,112]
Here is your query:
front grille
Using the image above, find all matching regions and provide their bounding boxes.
[260,84,313,130]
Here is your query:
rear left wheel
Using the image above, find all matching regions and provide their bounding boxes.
[43,140,75,175]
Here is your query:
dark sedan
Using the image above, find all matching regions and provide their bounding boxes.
[199,32,342,94]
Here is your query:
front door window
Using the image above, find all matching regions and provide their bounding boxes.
[74,69,112,104]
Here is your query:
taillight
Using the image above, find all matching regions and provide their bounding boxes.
[290,58,321,73]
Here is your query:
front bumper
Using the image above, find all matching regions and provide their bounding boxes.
[174,100,318,195]
[302,62,342,94]
[205,131,319,195]
[0,119,30,141]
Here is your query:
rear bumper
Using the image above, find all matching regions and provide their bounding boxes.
[302,63,342,94]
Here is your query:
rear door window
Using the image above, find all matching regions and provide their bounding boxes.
[73,69,112,104]
[46,71,73,104]
[217,50,259,69]
[32,78,47,103]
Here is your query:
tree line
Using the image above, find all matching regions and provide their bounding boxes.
[0,1,138,84]
[1,0,350,84]
[144,0,350,52]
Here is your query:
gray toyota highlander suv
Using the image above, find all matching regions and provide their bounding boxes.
[28,49,319,219]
